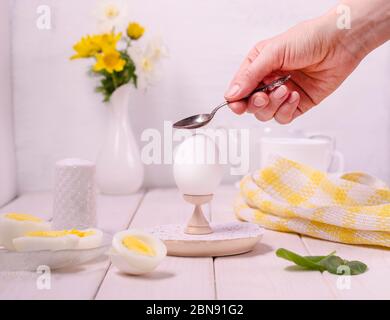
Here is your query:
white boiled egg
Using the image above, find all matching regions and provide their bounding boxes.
[0,213,51,250]
[110,230,167,275]
[13,230,79,252]
[173,134,223,195]
[70,228,103,249]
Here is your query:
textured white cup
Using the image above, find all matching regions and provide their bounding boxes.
[52,158,97,229]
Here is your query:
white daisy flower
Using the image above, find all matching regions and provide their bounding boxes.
[93,0,129,33]
[128,39,167,90]
[145,36,169,62]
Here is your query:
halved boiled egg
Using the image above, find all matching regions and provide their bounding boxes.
[0,213,51,250]
[110,230,167,275]
[12,228,104,252]
[69,228,103,249]
[13,230,79,252]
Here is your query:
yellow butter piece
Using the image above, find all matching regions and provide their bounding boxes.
[122,236,155,256]
[5,213,43,222]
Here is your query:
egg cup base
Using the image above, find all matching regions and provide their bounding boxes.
[148,222,264,257]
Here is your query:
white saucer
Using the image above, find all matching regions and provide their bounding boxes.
[148,222,264,257]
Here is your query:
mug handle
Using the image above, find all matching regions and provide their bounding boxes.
[331,150,345,176]
[306,134,343,174]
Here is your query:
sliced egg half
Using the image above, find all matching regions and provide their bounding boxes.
[69,228,103,249]
[13,230,79,252]
[0,213,51,250]
[12,228,104,252]
[110,230,167,275]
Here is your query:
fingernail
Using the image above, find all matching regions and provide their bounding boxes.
[273,85,287,99]
[254,96,266,107]
[225,84,240,98]
[288,91,299,103]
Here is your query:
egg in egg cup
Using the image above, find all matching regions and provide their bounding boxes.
[149,134,264,257]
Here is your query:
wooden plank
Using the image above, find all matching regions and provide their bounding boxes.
[302,236,390,299]
[0,192,54,220]
[212,185,335,299]
[0,191,144,300]
[96,188,215,300]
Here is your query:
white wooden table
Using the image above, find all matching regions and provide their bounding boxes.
[0,185,389,300]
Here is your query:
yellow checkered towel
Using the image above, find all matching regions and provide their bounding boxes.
[234,155,390,247]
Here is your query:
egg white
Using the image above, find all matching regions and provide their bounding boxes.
[110,230,167,275]
[173,134,223,195]
[0,213,51,250]
[75,228,103,249]
[13,234,79,252]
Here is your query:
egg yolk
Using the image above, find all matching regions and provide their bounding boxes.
[67,229,95,237]
[122,236,156,256]
[26,229,95,238]
[26,230,69,237]
[5,213,43,222]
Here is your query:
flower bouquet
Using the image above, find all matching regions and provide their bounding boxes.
[69,1,167,195]
[70,1,167,101]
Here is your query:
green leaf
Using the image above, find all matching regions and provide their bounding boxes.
[346,260,368,275]
[276,248,326,271]
[276,248,368,276]
[318,255,345,274]
[304,251,336,263]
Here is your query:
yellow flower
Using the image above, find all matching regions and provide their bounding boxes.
[93,48,126,73]
[70,32,122,60]
[70,35,101,60]
[127,22,145,40]
[94,32,122,51]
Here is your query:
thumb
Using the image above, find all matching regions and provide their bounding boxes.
[225,45,277,102]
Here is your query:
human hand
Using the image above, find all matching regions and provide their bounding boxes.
[224,6,378,124]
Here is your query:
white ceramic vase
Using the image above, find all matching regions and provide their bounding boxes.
[96,84,144,195]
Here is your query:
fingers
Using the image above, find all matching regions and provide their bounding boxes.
[249,72,316,123]
[274,91,300,124]
[228,100,247,115]
[253,85,289,121]
[230,88,303,124]
[246,92,269,114]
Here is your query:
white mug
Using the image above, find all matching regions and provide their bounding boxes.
[260,136,344,173]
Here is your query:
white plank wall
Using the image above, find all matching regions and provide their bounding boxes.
[0,192,144,300]
[0,0,16,207]
[96,189,215,300]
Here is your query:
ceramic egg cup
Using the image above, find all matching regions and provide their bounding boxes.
[160,134,263,257]
[149,194,263,257]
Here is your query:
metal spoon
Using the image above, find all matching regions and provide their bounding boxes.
[173,75,291,129]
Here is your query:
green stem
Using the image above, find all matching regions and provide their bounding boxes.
[125,37,131,49]
[112,72,118,89]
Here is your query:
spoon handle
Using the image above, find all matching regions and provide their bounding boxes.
[241,74,291,100]
[211,75,291,116]
[211,101,229,115]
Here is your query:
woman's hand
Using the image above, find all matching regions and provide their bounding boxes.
[225,0,390,124]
